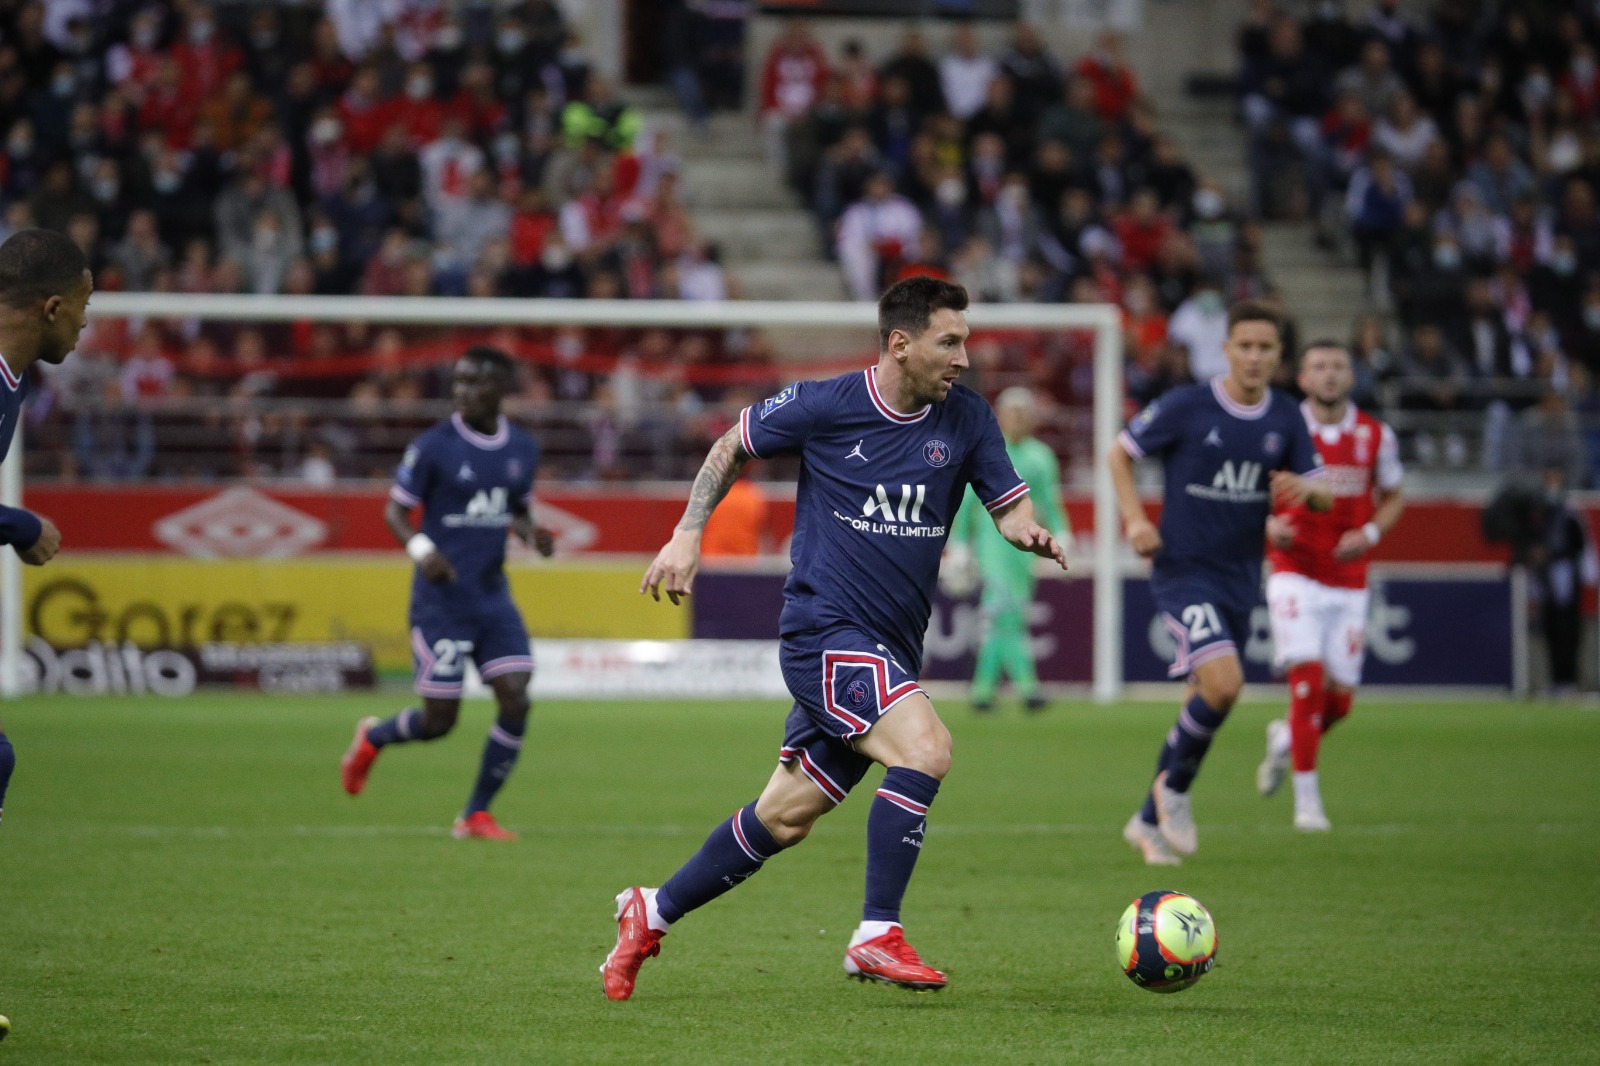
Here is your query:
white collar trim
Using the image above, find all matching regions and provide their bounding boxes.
[452,412,508,449]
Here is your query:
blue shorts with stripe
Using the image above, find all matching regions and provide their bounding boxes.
[1148,571,1254,679]
[776,625,925,804]
[409,590,532,699]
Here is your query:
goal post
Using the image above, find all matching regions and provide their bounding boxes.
[3,293,1125,701]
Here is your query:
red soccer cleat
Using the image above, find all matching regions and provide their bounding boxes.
[340,716,380,796]
[601,887,665,1001]
[452,810,518,840]
[844,927,948,991]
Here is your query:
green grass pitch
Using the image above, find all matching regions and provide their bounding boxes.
[0,693,1596,1065]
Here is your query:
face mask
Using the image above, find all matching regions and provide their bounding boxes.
[497,30,525,54]
[935,177,965,207]
[434,25,463,51]
[153,170,181,194]
[8,136,31,157]
[1575,59,1597,82]
[1586,306,1600,330]
[251,30,279,51]
[188,21,214,45]
[311,228,338,255]
[1525,74,1552,101]
[133,25,159,49]
[52,74,76,97]
[542,245,573,271]
[1433,245,1461,270]
[1196,291,1224,314]
[1125,291,1151,314]
[1552,252,1577,276]
[1193,189,1223,219]
[1001,185,1028,210]
[494,133,521,162]
[1317,1,1340,19]
[92,177,119,202]
[311,118,342,145]
[406,76,432,100]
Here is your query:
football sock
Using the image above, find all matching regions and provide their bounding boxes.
[656,802,782,924]
[463,715,526,815]
[1323,688,1352,732]
[366,708,424,748]
[1292,770,1322,812]
[0,730,13,823]
[863,767,940,923]
[1287,662,1327,772]
[1158,693,1228,793]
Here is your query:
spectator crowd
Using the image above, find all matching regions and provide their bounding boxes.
[1238,0,1600,482]
[0,0,761,481]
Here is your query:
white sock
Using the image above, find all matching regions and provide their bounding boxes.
[643,888,673,933]
[1269,718,1291,760]
[1292,770,1322,813]
[850,920,900,946]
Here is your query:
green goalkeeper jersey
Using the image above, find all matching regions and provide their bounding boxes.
[951,435,1069,584]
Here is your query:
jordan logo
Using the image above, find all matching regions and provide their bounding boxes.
[903,819,925,848]
[846,440,868,462]
[457,461,476,482]
[1204,427,1223,447]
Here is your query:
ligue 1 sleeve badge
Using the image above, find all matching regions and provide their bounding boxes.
[923,440,951,467]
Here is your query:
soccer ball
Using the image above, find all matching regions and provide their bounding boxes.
[1114,890,1217,993]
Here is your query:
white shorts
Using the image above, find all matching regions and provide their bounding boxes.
[1265,571,1371,687]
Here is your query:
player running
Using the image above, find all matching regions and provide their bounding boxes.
[340,346,554,840]
[1109,300,1331,866]
[0,229,92,827]
[947,386,1070,712]
[602,277,1067,1000]
[1257,341,1405,831]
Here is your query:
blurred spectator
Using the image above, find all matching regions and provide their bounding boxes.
[836,170,921,301]
[879,27,944,116]
[1073,32,1140,122]
[701,473,772,557]
[1167,277,1230,381]
[758,19,828,176]
[939,24,996,121]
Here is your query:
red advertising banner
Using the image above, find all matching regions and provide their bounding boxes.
[21,483,1541,563]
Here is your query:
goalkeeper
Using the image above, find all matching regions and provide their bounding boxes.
[948,387,1070,712]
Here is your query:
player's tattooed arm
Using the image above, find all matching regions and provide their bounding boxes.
[677,424,750,533]
[642,425,750,605]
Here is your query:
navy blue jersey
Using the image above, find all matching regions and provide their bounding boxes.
[390,413,540,605]
[741,369,1027,671]
[1119,379,1322,600]
[0,356,40,548]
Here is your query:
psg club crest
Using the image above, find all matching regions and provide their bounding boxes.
[923,439,952,468]
[507,459,523,480]
[845,679,871,708]
[1261,432,1283,457]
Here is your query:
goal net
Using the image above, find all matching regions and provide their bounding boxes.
[1,294,1125,701]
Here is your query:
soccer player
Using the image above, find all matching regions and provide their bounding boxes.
[340,346,554,840]
[1257,341,1404,831]
[0,229,91,827]
[947,386,1070,712]
[1109,299,1331,866]
[601,277,1067,1000]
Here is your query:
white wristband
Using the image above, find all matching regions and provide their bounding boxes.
[1361,522,1381,547]
[406,533,437,563]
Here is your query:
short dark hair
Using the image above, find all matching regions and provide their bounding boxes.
[462,345,514,377]
[1300,338,1347,358]
[0,228,89,309]
[878,275,969,349]
[1226,298,1282,337]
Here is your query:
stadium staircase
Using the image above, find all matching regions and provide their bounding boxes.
[638,93,847,302]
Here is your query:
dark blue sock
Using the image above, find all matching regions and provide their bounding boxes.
[367,708,424,748]
[464,716,525,815]
[1159,694,1228,793]
[0,730,13,823]
[657,802,782,923]
[863,767,941,923]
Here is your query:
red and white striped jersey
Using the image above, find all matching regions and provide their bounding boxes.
[1267,403,1402,589]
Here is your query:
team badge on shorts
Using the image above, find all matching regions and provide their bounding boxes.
[845,678,871,709]
[923,439,951,467]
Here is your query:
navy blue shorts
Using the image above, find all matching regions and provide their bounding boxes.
[1149,576,1253,680]
[776,625,925,805]
[409,591,532,699]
